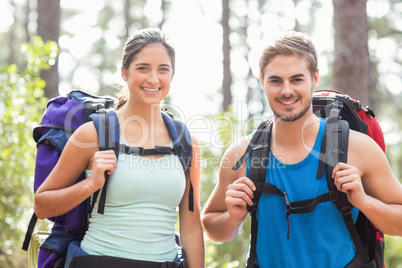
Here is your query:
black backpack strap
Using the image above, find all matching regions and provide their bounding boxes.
[232,119,272,268]
[68,254,186,268]
[22,212,38,250]
[324,99,375,267]
[118,144,176,156]
[89,109,120,215]
[232,118,272,171]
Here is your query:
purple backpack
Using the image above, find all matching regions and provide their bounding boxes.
[22,90,119,268]
[23,90,194,268]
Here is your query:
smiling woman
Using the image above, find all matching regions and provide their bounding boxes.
[33,28,205,268]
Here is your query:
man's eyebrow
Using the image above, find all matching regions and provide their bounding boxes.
[268,73,306,80]
[290,73,305,79]
[267,75,282,80]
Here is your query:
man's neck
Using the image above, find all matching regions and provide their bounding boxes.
[271,113,321,151]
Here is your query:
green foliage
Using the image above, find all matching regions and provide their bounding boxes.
[200,107,254,268]
[0,36,57,267]
[384,235,402,268]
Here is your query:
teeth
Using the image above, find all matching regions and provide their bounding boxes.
[281,100,297,105]
[143,88,160,92]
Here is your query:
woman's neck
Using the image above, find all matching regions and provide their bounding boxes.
[117,99,163,125]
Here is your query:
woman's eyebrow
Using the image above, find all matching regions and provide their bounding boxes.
[134,63,171,68]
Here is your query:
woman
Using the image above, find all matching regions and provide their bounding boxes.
[34,28,204,268]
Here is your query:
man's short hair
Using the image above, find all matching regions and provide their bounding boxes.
[259,32,318,79]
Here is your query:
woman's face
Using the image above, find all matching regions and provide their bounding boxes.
[121,43,173,106]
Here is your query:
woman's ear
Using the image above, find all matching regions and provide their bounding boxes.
[121,67,127,81]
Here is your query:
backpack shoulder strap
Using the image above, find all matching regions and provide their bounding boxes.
[248,119,273,268]
[161,111,194,212]
[88,108,120,215]
[324,99,375,267]
[89,108,120,156]
[231,118,273,268]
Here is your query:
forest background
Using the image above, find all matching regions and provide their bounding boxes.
[0,0,401,267]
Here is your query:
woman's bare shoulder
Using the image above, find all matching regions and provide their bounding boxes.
[68,121,100,151]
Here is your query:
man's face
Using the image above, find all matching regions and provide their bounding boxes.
[260,55,319,122]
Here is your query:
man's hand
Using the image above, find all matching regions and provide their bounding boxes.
[225,177,256,223]
[332,162,368,209]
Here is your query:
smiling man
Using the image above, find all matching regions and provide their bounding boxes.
[201,32,402,268]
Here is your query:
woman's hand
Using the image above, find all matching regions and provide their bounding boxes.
[89,150,118,191]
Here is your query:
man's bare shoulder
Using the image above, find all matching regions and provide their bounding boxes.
[348,130,384,155]
[220,134,252,172]
[348,130,387,174]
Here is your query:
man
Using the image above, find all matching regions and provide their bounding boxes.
[201,32,402,267]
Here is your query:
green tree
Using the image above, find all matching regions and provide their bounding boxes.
[201,107,258,268]
[0,36,57,267]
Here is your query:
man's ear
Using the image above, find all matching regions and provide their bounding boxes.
[121,67,127,81]
[259,74,264,88]
[313,69,320,89]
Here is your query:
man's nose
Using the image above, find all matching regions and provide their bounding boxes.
[281,81,293,95]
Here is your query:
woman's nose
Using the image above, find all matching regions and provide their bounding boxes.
[147,71,159,84]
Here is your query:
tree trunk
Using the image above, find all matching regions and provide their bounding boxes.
[333,0,371,106]
[159,0,168,29]
[8,0,17,65]
[222,0,232,111]
[124,0,132,39]
[37,0,60,99]
[24,0,31,42]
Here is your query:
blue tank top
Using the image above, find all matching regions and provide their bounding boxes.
[81,137,186,262]
[249,118,358,267]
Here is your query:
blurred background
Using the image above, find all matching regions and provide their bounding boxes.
[0,0,401,267]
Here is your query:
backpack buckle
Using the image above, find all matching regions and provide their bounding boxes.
[333,99,344,111]
[340,204,353,216]
[329,190,339,202]
[128,147,144,155]
[283,192,291,216]
[247,202,259,212]
[283,191,292,239]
